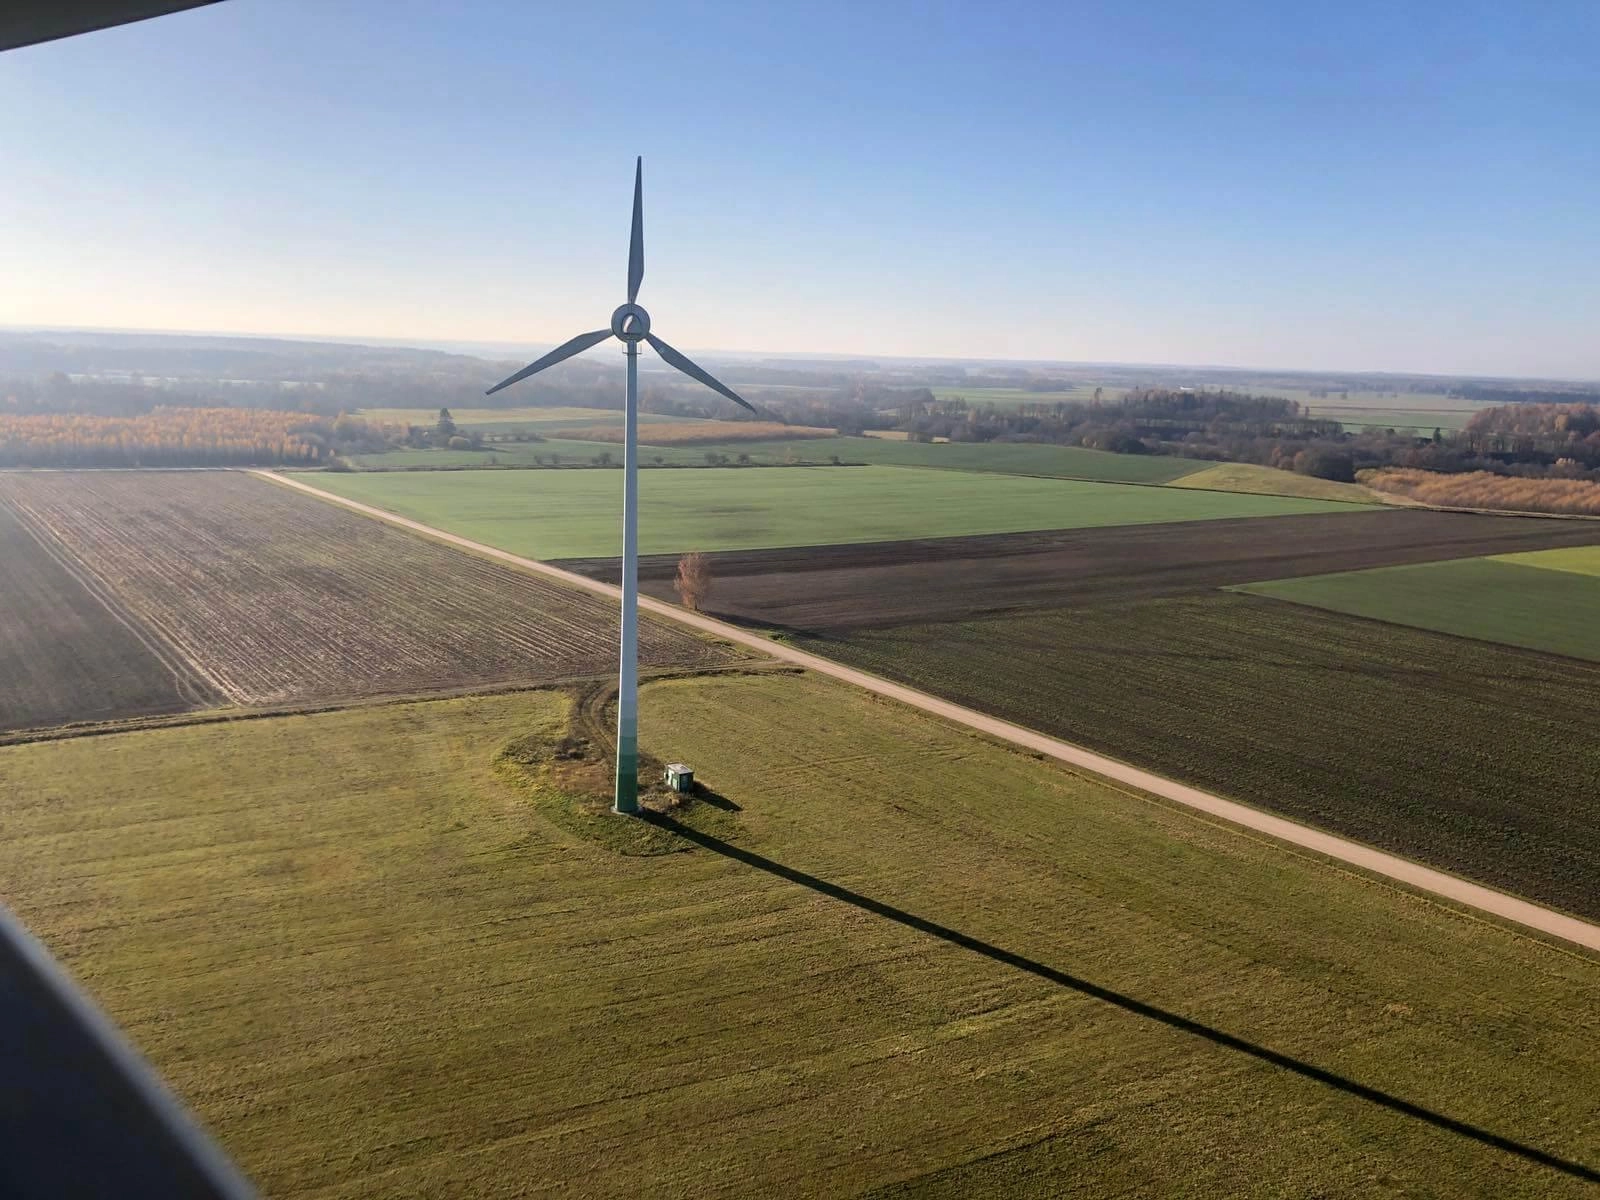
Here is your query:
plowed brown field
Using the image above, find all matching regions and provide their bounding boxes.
[0,471,741,715]
[0,495,217,733]
[562,508,1600,631]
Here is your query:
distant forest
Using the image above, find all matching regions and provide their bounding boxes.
[0,409,390,468]
[2,330,1598,477]
[884,390,1600,483]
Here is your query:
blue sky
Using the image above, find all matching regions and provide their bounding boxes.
[2,0,1596,377]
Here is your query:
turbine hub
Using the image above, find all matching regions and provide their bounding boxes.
[611,303,650,343]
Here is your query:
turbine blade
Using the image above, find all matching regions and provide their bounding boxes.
[485,329,613,395]
[628,157,644,304]
[645,333,755,412]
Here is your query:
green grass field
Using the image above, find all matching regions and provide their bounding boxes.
[1255,389,1490,431]
[344,437,704,470]
[789,436,1211,481]
[294,465,1361,559]
[1169,461,1380,503]
[348,434,1214,483]
[1239,557,1600,663]
[816,591,1600,921]
[1493,544,1600,578]
[1,673,1595,1196]
[1323,411,1481,433]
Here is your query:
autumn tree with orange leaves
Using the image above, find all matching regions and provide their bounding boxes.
[674,552,712,611]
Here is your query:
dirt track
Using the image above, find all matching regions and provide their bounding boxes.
[560,509,1600,630]
[260,470,1600,954]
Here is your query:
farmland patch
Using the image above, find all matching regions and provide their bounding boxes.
[347,434,1216,482]
[815,593,1600,919]
[558,420,834,445]
[1169,461,1379,503]
[356,405,711,430]
[1239,557,1600,663]
[0,677,1595,1196]
[297,466,1364,560]
[0,495,216,732]
[0,471,741,712]
[563,508,1600,631]
[1492,544,1600,578]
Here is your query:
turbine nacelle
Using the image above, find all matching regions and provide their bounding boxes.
[611,303,650,343]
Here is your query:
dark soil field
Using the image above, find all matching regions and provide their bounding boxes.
[0,496,218,733]
[0,471,744,718]
[818,592,1600,922]
[562,508,1600,630]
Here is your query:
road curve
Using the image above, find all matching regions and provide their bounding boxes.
[255,470,1600,954]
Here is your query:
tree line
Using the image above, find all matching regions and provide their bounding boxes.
[882,389,1600,484]
[0,408,391,468]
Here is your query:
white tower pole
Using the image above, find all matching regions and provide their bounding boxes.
[614,339,641,814]
[483,158,756,820]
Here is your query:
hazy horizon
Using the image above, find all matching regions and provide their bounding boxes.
[4,1,1598,379]
[8,320,1600,386]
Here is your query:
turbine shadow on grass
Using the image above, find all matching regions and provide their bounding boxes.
[687,783,741,812]
[641,811,1599,1186]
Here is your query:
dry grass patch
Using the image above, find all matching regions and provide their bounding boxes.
[1363,467,1600,516]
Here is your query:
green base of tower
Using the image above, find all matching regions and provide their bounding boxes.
[613,737,639,815]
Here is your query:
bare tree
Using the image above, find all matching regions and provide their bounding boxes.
[674,551,711,611]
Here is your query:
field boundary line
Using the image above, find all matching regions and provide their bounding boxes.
[0,662,792,749]
[253,469,1600,954]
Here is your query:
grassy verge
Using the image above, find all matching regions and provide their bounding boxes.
[816,592,1600,920]
[0,675,1595,1196]
[1493,544,1600,577]
[1170,461,1381,503]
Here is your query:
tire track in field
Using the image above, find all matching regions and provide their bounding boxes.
[257,469,1600,955]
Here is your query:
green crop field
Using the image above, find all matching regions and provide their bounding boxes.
[751,435,1212,482]
[1493,544,1600,578]
[348,434,1214,483]
[1324,411,1480,432]
[293,465,1360,559]
[1239,557,1600,663]
[1258,389,1489,427]
[816,592,1600,921]
[1,673,1595,1197]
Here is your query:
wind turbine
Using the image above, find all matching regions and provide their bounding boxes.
[486,158,755,815]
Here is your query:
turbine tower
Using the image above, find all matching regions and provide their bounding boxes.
[486,158,755,814]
